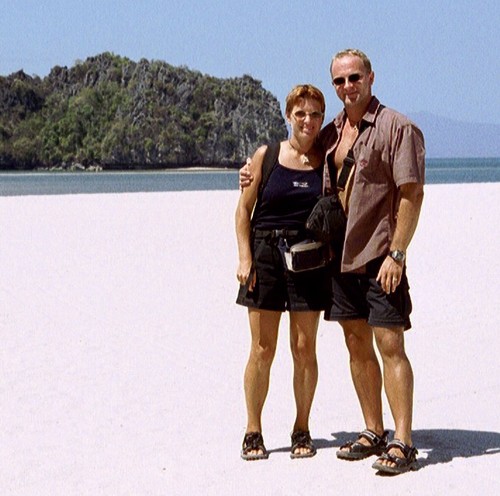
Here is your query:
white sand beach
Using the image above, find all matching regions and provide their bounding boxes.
[1,183,499,495]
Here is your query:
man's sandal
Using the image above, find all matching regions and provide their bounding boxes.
[372,439,419,474]
[290,430,317,459]
[241,432,269,461]
[336,429,389,460]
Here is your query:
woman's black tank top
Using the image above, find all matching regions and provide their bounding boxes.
[252,162,323,230]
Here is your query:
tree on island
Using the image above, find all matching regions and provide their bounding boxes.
[0,52,287,170]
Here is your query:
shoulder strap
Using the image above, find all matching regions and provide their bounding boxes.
[258,142,280,196]
[337,148,355,190]
[251,142,280,228]
[336,148,356,214]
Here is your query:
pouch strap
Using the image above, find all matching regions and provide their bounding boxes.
[253,228,302,240]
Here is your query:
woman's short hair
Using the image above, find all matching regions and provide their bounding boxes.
[285,84,326,116]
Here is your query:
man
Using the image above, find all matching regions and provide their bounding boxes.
[240,49,424,475]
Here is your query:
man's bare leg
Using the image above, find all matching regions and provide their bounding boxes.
[338,319,385,453]
[374,325,414,467]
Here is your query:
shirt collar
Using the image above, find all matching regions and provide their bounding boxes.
[334,96,381,131]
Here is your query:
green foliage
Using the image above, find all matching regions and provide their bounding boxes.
[0,53,287,169]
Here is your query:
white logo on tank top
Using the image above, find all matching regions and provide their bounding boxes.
[292,181,309,188]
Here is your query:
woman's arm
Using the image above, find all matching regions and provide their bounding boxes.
[235,145,267,290]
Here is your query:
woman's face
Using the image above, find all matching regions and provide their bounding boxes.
[287,97,324,140]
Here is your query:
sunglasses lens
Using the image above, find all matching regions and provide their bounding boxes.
[333,74,362,86]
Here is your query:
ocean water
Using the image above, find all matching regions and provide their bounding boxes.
[0,158,499,196]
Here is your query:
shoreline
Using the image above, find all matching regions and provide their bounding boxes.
[0,155,498,176]
[0,167,239,175]
[1,170,499,198]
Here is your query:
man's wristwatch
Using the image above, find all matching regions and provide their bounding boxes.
[389,250,406,263]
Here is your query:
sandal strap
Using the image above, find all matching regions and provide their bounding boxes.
[242,431,265,452]
[339,429,388,450]
[291,430,312,448]
[291,430,315,456]
[379,451,401,464]
[386,439,418,459]
[359,429,388,446]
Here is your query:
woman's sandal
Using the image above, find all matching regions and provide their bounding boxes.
[336,429,389,460]
[372,439,419,474]
[241,432,269,461]
[290,430,317,459]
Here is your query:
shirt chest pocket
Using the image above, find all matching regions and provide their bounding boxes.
[355,144,392,185]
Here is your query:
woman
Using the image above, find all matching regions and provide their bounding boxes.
[235,84,327,460]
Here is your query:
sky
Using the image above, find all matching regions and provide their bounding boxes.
[1,0,499,124]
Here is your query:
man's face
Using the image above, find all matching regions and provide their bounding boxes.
[331,55,374,111]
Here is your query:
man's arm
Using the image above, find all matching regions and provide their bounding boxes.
[377,182,424,294]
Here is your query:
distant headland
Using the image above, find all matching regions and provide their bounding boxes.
[0,52,287,171]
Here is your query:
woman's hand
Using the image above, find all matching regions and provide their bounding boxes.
[237,259,256,291]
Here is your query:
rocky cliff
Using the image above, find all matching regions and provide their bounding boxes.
[0,53,287,170]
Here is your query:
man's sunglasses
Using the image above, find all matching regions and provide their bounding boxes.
[332,73,362,86]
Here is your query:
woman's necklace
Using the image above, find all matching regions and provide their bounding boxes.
[288,140,311,165]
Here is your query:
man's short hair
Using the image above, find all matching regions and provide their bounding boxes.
[330,49,372,74]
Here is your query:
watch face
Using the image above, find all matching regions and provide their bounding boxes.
[391,250,405,262]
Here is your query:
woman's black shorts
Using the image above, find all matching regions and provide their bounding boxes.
[236,230,328,312]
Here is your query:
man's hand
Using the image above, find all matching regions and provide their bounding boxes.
[239,158,254,191]
[376,256,403,294]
